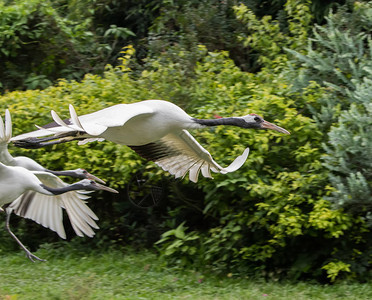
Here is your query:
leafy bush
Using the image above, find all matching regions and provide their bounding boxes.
[1,45,333,280]
[234,0,312,71]
[147,0,251,71]
[155,55,356,279]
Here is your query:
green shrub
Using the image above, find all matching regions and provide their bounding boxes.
[234,0,312,71]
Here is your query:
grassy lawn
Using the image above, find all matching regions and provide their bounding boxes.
[0,247,371,300]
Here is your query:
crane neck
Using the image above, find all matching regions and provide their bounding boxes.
[0,143,15,165]
[40,183,83,195]
[47,170,80,178]
[192,117,247,128]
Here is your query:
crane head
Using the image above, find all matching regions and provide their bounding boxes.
[241,114,290,134]
[78,179,118,193]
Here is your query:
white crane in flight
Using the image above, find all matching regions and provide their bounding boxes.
[12,100,290,183]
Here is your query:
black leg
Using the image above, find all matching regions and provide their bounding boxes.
[4,208,46,262]
[13,132,83,149]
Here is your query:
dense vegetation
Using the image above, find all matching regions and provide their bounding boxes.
[0,0,371,283]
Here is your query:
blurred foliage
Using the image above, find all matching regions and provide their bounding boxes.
[0,0,371,283]
[234,0,312,71]
[0,0,136,92]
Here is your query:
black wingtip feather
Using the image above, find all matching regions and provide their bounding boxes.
[129,142,180,162]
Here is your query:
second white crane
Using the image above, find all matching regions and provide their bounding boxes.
[0,110,118,261]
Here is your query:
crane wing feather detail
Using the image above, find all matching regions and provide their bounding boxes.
[9,192,66,238]
[130,130,249,183]
[77,103,154,135]
[8,173,99,238]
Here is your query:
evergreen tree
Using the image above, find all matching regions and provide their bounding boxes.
[288,2,372,214]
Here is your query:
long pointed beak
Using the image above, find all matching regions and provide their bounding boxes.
[95,182,119,193]
[261,120,290,134]
[86,173,106,184]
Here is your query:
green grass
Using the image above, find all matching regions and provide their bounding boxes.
[0,247,371,300]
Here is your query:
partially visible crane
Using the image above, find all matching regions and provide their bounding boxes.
[0,162,117,261]
[0,110,118,261]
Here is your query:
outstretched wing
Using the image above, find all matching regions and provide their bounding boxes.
[11,103,154,141]
[130,129,249,183]
[8,174,98,239]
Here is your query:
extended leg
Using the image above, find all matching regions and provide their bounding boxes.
[14,137,68,149]
[13,132,83,149]
[5,208,46,262]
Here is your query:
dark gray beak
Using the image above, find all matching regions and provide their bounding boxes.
[94,182,119,193]
[261,120,290,134]
[86,172,106,184]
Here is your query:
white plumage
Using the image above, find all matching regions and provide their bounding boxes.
[12,100,290,182]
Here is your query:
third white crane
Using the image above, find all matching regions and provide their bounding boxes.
[0,162,118,261]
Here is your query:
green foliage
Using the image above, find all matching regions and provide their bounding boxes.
[0,0,91,91]
[155,222,202,266]
[1,18,368,281]
[287,3,372,98]
[324,102,372,211]
[234,0,312,70]
[148,3,371,281]
[287,2,372,217]
[0,0,344,93]
[147,0,253,71]
[322,260,351,282]
[140,48,360,281]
